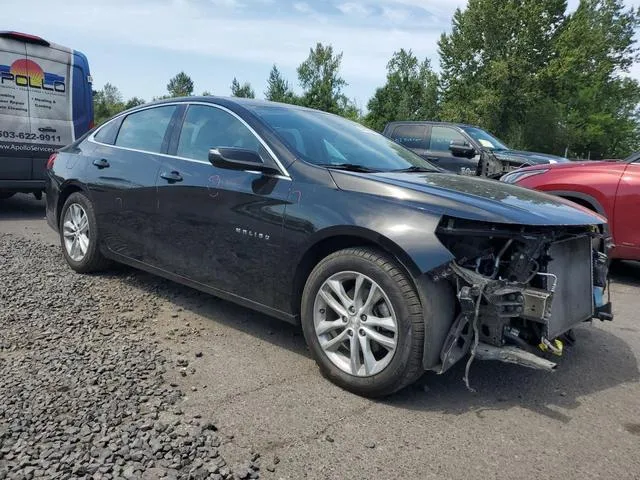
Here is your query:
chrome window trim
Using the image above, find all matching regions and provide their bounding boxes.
[88,101,291,178]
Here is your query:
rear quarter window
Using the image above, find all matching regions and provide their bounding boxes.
[93,118,121,145]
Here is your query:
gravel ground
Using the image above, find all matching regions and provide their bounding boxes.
[0,233,259,480]
[2,194,640,480]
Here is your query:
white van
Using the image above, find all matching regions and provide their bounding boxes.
[0,31,93,199]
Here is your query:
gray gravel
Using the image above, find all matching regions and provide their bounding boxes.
[0,233,259,480]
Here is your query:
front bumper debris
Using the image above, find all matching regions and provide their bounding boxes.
[432,219,613,389]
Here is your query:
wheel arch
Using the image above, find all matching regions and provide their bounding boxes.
[56,182,92,228]
[290,227,423,317]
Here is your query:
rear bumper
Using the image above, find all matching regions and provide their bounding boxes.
[0,180,45,191]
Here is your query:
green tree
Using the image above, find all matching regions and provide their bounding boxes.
[264,65,296,103]
[93,83,125,125]
[230,78,255,98]
[546,0,640,158]
[124,97,145,110]
[438,0,567,150]
[297,43,348,114]
[365,49,439,132]
[167,71,194,97]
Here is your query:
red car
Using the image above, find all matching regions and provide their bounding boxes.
[501,151,640,261]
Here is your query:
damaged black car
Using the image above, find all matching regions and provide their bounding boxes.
[46,98,612,397]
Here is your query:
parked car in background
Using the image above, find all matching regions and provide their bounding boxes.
[383,121,569,178]
[501,151,640,261]
[46,97,610,396]
[0,31,93,200]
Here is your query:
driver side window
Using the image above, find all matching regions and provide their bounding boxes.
[429,126,467,152]
[177,105,260,161]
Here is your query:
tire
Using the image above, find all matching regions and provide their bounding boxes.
[301,247,424,397]
[59,191,110,273]
[0,191,16,200]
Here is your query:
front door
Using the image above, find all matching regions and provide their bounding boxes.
[154,103,291,305]
[426,125,479,175]
[613,161,640,259]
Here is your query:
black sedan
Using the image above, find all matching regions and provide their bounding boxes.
[46,97,612,397]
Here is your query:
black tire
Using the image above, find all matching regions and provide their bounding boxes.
[0,191,16,200]
[59,192,111,273]
[301,247,424,397]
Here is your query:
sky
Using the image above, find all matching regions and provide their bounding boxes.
[3,0,640,108]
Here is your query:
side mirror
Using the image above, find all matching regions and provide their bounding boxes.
[208,147,280,175]
[449,140,476,158]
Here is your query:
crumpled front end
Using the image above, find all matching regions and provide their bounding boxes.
[429,216,612,387]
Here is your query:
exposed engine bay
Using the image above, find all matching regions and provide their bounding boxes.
[432,217,612,389]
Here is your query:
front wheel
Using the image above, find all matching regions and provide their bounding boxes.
[301,247,425,397]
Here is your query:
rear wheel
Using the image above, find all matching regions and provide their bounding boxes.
[0,190,15,200]
[301,247,424,397]
[59,192,110,273]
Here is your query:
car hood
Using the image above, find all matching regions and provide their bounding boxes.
[331,170,605,226]
[519,160,626,172]
[493,149,570,165]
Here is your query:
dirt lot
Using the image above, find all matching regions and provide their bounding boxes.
[1,193,640,480]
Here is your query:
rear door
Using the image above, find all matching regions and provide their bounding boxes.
[612,160,640,259]
[25,43,74,179]
[426,125,479,175]
[85,104,179,264]
[0,37,31,179]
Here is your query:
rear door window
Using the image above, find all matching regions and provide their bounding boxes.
[390,124,428,150]
[115,106,176,153]
[429,126,467,152]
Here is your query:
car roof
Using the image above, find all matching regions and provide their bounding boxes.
[385,120,477,129]
[146,96,315,112]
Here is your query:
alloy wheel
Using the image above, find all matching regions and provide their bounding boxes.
[62,203,90,262]
[313,271,398,377]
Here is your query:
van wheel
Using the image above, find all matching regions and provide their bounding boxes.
[59,192,110,273]
[301,247,424,397]
[0,191,15,200]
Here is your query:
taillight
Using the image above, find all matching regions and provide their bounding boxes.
[46,153,57,170]
[89,120,95,130]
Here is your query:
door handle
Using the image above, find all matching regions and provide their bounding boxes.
[93,158,110,169]
[426,156,439,162]
[160,171,183,183]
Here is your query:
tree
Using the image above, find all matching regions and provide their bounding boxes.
[93,83,124,125]
[124,97,145,110]
[230,78,255,98]
[297,43,348,114]
[438,0,567,150]
[365,49,439,132]
[545,0,640,158]
[167,72,194,97]
[201,91,213,96]
[264,65,296,103]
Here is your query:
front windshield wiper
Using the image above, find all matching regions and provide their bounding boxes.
[317,163,380,173]
[390,166,436,173]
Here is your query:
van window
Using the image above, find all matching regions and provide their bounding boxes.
[177,105,259,161]
[115,106,176,153]
[390,125,428,150]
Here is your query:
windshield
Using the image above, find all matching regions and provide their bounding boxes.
[624,151,640,163]
[246,105,440,172]
[461,126,509,151]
